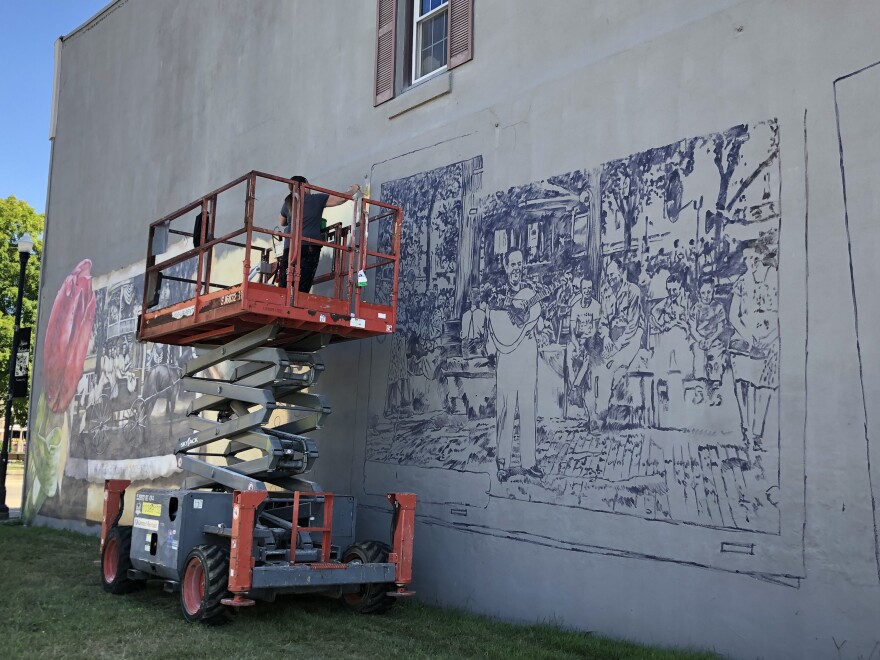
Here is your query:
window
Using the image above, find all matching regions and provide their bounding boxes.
[412,0,448,83]
[374,0,474,106]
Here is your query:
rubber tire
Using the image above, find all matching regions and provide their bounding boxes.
[179,545,234,625]
[101,526,142,594]
[340,541,396,614]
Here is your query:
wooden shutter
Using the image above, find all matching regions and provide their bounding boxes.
[448,0,473,69]
[374,0,397,106]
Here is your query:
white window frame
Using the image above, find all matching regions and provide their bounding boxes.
[411,0,449,85]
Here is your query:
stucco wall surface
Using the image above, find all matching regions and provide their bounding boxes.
[27,1,880,657]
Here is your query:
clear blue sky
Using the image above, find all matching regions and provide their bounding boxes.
[1,1,111,214]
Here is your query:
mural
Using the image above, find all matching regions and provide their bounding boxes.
[368,120,783,535]
[23,182,374,526]
[24,260,195,524]
[26,259,97,522]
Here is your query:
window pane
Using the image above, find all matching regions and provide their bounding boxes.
[420,0,447,16]
[417,11,447,77]
[433,43,446,68]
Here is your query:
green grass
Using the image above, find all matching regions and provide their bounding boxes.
[0,523,719,660]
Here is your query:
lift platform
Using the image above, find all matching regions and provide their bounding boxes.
[99,174,415,623]
[138,171,402,347]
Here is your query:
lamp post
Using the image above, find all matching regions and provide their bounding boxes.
[0,232,34,519]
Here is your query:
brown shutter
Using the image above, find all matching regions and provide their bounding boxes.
[374,0,397,106]
[448,0,473,69]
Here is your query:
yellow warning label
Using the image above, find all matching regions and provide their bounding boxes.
[141,502,162,516]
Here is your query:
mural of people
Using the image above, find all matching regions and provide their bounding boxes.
[728,245,779,453]
[689,276,727,405]
[566,277,601,420]
[460,286,488,357]
[367,120,783,536]
[595,258,644,421]
[487,249,546,482]
[649,271,691,374]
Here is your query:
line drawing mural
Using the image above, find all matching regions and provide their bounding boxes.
[367,120,784,538]
[834,59,880,581]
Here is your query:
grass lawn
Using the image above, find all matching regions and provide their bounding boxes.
[0,523,719,660]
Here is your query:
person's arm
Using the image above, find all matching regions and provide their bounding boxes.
[705,304,726,345]
[649,300,666,333]
[674,298,690,330]
[570,308,581,338]
[688,305,705,344]
[614,286,642,347]
[278,199,289,227]
[326,184,361,207]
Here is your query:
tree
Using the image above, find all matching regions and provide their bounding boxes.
[600,143,684,260]
[707,121,780,243]
[0,196,44,425]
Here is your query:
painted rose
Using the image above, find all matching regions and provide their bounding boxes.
[43,259,97,413]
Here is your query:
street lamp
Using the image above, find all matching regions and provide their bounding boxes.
[0,232,34,519]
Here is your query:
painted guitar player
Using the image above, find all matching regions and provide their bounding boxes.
[487,248,550,483]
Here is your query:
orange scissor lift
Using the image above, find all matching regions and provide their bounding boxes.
[99,172,416,623]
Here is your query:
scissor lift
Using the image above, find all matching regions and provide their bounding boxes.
[99,173,415,623]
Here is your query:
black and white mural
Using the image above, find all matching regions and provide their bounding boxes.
[367,120,784,538]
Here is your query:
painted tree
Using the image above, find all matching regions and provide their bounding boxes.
[379,163,464,334]
[0,196,44,424]
[600,142,688,260]
[707,120,780,243]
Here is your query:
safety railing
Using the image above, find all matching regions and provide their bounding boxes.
[140,171,403,335]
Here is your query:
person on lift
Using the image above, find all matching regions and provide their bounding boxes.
[278,175,360,292]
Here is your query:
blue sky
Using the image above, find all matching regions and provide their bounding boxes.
[1,1,111,214]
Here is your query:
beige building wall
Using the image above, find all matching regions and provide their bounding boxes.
[26,2,880,657]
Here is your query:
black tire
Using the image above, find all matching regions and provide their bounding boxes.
[179,545,234,625]
[101,526,142,594]
[340,541,396,614]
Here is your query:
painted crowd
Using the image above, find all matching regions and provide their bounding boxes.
[24,119,783,536]
[368,120,782,532]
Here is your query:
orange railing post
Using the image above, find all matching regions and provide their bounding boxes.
[386,492,416,586]
[227,490,268,594]
[100,479,131,552]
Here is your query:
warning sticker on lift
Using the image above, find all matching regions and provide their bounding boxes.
[141,502,162,516]
[133,516,159,531]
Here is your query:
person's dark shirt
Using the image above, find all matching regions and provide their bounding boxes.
[280,192,330,247]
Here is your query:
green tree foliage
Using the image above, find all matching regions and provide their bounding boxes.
[0,196,44,425]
